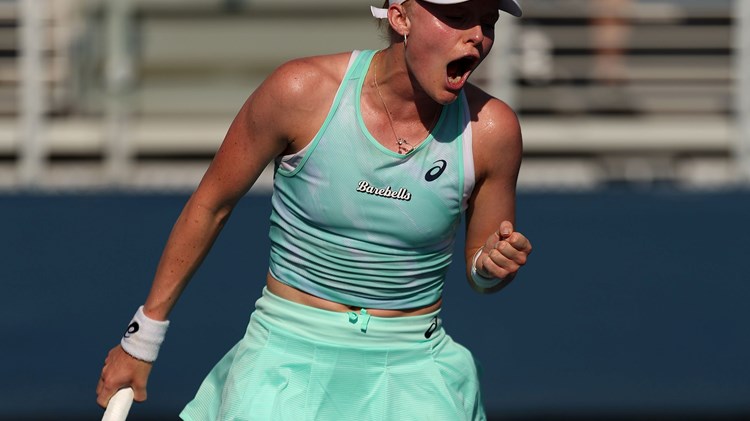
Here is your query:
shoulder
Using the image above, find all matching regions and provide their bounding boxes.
[258,52,354,108]
[463,83,522,180]
[244,51,356,148]
[462,83,521,147]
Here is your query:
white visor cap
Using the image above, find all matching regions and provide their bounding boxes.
[371,0,522,19]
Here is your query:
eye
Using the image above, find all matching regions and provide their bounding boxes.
[483,15,499,27]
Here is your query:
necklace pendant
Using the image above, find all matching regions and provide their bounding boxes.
[397,138,414,155]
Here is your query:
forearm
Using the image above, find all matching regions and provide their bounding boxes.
[142,196,233,320]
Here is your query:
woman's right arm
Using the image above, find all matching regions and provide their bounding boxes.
[95,59,307,407]
[137,53,349,322]
[140,76,294,323]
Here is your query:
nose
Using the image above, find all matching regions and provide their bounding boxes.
[467,23,484,45]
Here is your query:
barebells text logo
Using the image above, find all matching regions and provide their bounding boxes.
[356,180,412,201]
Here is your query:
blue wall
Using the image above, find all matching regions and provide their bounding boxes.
[1,190,748,420]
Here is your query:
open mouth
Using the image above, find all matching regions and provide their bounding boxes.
[446,56,478,88]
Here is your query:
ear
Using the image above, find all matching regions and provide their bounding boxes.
[387,3,410,37]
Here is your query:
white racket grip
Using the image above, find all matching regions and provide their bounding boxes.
[102,387,134,421]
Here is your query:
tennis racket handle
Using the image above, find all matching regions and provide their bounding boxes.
[102,387,134,421]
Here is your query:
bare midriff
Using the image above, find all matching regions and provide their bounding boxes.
[266,272,442,317]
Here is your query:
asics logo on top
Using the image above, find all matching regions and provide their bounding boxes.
[425,160,447,182]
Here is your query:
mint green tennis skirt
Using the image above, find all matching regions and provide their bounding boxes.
[180,287,485,421]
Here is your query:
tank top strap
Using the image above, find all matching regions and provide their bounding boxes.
[346,49,377,83]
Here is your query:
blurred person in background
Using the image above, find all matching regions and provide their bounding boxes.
[590,0,633,85]
[96,0,532,419]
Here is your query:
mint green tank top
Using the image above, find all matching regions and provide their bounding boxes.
[268,50,476,309]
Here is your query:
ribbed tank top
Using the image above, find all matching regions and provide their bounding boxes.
[268,50,475,309]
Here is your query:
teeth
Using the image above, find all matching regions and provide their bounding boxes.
[448,75,461,84]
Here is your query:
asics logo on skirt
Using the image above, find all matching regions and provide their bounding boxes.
[424,316,439,338]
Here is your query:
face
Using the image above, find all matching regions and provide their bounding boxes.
[404,0,500,104]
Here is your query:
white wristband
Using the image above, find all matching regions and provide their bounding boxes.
[470,248,502,289]
[120,306,169,363]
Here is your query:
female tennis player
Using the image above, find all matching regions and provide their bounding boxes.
[97,0,531,419]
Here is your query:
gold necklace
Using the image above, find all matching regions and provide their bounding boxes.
[373,58,440,155]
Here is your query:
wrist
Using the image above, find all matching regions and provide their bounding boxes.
[120,306,170,363]
[470,248,502,289]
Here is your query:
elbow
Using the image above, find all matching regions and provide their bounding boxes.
[213,203,234,228]
[185,195,235,231]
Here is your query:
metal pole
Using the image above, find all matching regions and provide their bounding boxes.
[105,0,134,187]
[736,0,750,183]
[487,16,519,108]
[18,0,47,188]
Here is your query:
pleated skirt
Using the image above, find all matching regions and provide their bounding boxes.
[180,287,485,421]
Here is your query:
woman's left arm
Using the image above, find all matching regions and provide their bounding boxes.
[464,92,532,293]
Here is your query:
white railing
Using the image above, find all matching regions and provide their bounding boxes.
[17,0,46,187]
[735,0,750,181]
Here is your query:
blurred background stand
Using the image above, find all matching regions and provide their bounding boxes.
[0,0,746,192]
